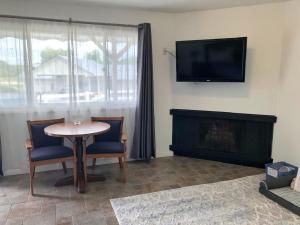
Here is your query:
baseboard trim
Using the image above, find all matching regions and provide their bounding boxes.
[3,157,135,176]
[4,168,27,176]
[3,154,170,176]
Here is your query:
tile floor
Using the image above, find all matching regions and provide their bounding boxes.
[0,156,263,225]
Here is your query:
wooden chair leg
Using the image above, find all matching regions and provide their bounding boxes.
[123,155,127,168]
[62,162,67,174]
[121,155,127,182]
[92,158,97,169]
[118,157,124,169]
[29,163,34,195]
[123,144,127,170]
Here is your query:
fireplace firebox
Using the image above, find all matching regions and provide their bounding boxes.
[170,109,277,168]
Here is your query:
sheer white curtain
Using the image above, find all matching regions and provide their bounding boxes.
[0,18,138,175]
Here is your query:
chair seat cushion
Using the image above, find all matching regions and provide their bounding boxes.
[31,145,73,162]
[87,142,124,155]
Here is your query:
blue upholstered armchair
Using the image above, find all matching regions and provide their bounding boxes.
[26,118,77,195]
[83,117,127,182]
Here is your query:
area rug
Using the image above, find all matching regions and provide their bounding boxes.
[110,175,300,225]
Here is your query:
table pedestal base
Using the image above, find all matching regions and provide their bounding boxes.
[55,176,74,187]
[87,174,106,182]
[55,174,106,193]
[54,137,105,193]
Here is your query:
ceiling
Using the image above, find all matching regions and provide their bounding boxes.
[32,0,289,13]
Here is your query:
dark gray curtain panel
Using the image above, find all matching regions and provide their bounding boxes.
[0,136,3,175]
[131,23,156,160]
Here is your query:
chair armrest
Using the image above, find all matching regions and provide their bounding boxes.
[25,139,33,151]
[121,133,127,143]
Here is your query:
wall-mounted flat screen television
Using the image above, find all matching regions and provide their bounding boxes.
[176,37,247,82]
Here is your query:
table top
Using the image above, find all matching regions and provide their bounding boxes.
[44,120,111,138]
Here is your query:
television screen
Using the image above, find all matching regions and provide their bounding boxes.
[176,37,247,82]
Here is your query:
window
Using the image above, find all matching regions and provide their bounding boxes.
[0,21,27,107]
[0,19,138,108]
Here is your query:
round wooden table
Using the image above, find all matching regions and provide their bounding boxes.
[44,120,110,193]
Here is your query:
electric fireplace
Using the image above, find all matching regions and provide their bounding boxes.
[170,109,277,168]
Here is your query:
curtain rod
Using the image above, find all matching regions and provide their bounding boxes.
[0,14,138,28]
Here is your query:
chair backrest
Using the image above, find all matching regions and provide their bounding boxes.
[91,116,124,142]
[27,118,64,148]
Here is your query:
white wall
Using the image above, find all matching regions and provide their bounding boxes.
[172,3,284,115]
[273,0,300,166]
[0,0,175,175]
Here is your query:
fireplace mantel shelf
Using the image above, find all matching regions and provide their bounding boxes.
[170,109,277,123]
